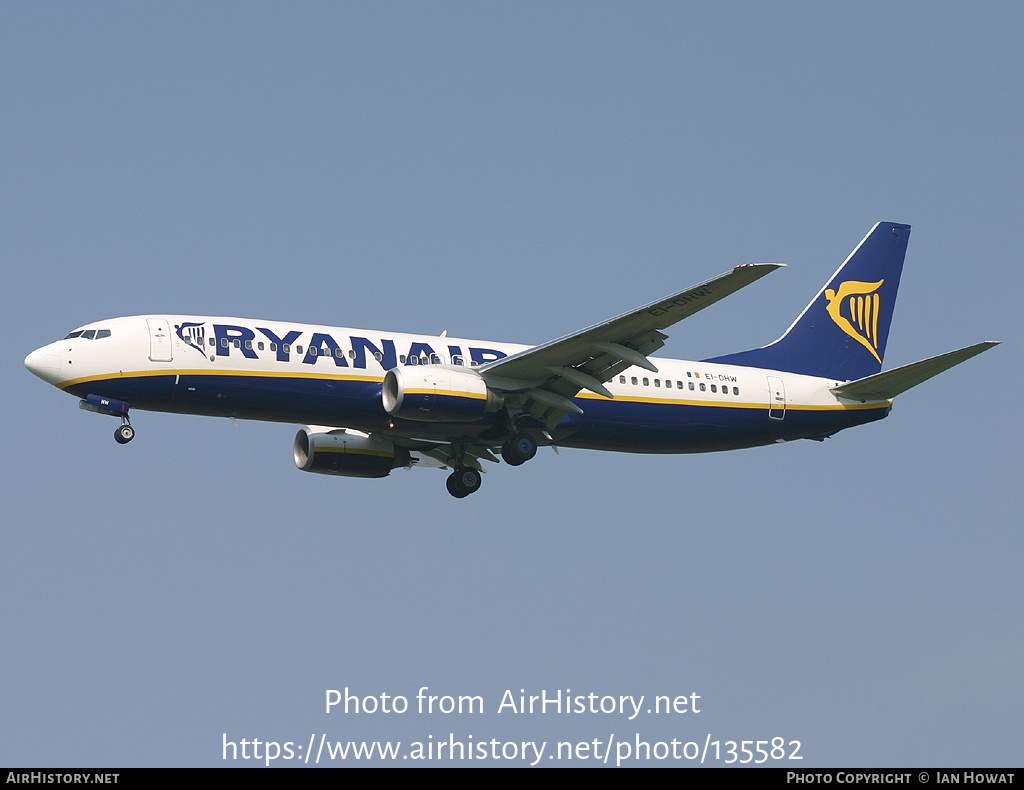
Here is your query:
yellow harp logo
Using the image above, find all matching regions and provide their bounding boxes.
[824,279,885,363]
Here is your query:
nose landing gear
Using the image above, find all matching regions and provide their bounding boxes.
[114,420,135,444]
[79,394,135,444]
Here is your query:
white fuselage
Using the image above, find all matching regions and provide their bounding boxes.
[26,314,889,454]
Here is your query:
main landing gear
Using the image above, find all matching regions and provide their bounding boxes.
[501,432,537,466]
[443,432,540,498]
[446,467,482,498]
[444,441,483,499]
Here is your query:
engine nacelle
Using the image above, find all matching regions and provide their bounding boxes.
[293,427,410,478]
[381,365,504,423]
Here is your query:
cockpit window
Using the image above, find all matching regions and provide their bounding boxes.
[63,328,111,340]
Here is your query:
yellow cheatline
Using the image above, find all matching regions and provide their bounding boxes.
[60,369,383,390]
[575,391,889,411]
[316,446,392,457]
[404,388,487,400]
[60,370,891,412]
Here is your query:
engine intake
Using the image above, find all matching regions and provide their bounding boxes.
[293,427,410,478]
[382,366,503,422]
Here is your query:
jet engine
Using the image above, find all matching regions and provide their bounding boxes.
[381,366,504,422]
[293,427,410,478]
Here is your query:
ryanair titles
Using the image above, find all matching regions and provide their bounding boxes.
[175,322,507,370]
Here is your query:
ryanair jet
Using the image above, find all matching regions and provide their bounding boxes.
[25,223,997,498]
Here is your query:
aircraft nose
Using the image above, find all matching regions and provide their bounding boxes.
[25,342,62,385]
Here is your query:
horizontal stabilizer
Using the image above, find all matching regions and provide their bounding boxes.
[831,341,999,401]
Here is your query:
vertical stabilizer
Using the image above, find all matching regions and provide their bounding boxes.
[706,222,911,381]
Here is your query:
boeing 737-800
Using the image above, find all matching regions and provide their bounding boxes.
[25,222,997,497]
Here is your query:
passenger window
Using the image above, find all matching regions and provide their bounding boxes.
[309,346,317,356]
[711,384,717,393]
[209,338,216,346]
[654,379,661,387]
[233,339,240,348]
[283,344,290,353]
[688,382,694,390]
[221,338,229,348]
[733,386,739,395]
[400,355,407,363]
[642,377,649,386]
[374,352,383,362]
[699,383,706,391]
[619,375,625,384]
[454,356,464,366]
[631,377,638,385]
[257,342,264,351]
[245,340,252,350]
[270,342,277,352]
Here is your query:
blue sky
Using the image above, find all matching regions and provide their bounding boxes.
[3,2,1020,766]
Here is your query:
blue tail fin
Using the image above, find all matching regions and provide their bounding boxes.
[705,222,911,381]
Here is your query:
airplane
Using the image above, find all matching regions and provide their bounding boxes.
[24,222,998,498]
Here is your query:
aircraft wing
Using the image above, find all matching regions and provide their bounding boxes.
[479,263,783,427]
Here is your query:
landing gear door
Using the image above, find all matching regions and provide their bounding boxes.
[767,375,786,421]
[147,318,173,362]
